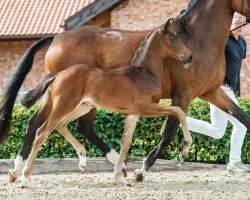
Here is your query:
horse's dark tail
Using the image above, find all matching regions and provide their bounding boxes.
[0,36,54,143]
[21,74,56,108]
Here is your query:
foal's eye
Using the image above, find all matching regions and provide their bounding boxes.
[170,38,175,43]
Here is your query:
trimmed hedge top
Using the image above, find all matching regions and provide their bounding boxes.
[1,99,249,164]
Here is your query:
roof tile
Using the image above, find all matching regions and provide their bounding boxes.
[0,0,94,36]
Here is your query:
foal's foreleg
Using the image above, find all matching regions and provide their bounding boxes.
[160,118,193,163]
[134,102,191,181]
[114,115,139,186]
[143,103,191,146]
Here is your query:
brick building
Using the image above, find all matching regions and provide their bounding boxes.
[0,0,249,97]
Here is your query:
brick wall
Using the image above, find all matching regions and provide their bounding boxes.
[0,40,48,91]
[111,0,250,98]
[111,0,189,30]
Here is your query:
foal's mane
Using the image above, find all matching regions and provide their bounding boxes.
[131,29,156,67]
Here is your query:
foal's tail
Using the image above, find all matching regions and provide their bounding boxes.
[0,36,54,143]
[21,74,56,108]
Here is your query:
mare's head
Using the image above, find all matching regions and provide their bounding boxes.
[157,18,192,65]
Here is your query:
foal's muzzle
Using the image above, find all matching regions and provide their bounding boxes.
[181,54,192,64]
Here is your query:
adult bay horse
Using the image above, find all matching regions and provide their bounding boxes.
[17,20,193,187]
[1,0,250,182]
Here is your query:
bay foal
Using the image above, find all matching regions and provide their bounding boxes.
[19,20,192,187]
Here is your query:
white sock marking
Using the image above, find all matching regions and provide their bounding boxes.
[79,156,86,167]
[20,172,29,188]
[106,149,119,165]
[13,155,27,175]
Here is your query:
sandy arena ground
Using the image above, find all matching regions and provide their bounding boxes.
[0,168,250,200]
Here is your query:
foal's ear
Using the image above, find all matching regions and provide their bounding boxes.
[163,18,173,33]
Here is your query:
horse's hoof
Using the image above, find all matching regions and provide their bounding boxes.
[8,170,18,183]
[134,169,145,182]
[122,168,127,177]
[177,163,183,168]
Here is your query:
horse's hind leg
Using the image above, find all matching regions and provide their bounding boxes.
[114,115,139,186]
[77,109,127,176]
[201,87,250,129]
[8,95,52,183]
[8,111,39,183]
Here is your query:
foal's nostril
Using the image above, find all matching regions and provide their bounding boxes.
[189,55,192,63]
[182,54,192,64]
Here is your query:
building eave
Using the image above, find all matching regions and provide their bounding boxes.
[64,0,127,29]
[0,34,55,41]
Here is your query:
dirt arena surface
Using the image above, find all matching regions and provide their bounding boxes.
[0,168,250,200]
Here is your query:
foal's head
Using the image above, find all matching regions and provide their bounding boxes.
[156,18,192,65]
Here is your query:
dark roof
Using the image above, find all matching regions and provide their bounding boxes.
[64,0,126,29]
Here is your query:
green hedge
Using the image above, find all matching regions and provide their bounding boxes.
[0,99,249,164]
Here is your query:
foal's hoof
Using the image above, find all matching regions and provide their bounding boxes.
[179,152,186,163]
[119,176,132,186]
[78,163,86,172]
[134,169,145,182]
[20,177,28,189]
[20,184,28,189]
[78,157,86,172]
[8,170,18,183]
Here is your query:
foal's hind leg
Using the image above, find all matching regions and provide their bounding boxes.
[114,115,139,186]
[20,120,56,188]
[57,126,87,172]
[77,109,127,176]
[20,99,85,188]
[57,104,92,171]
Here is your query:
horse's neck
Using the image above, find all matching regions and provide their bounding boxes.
[173,0,233,61]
